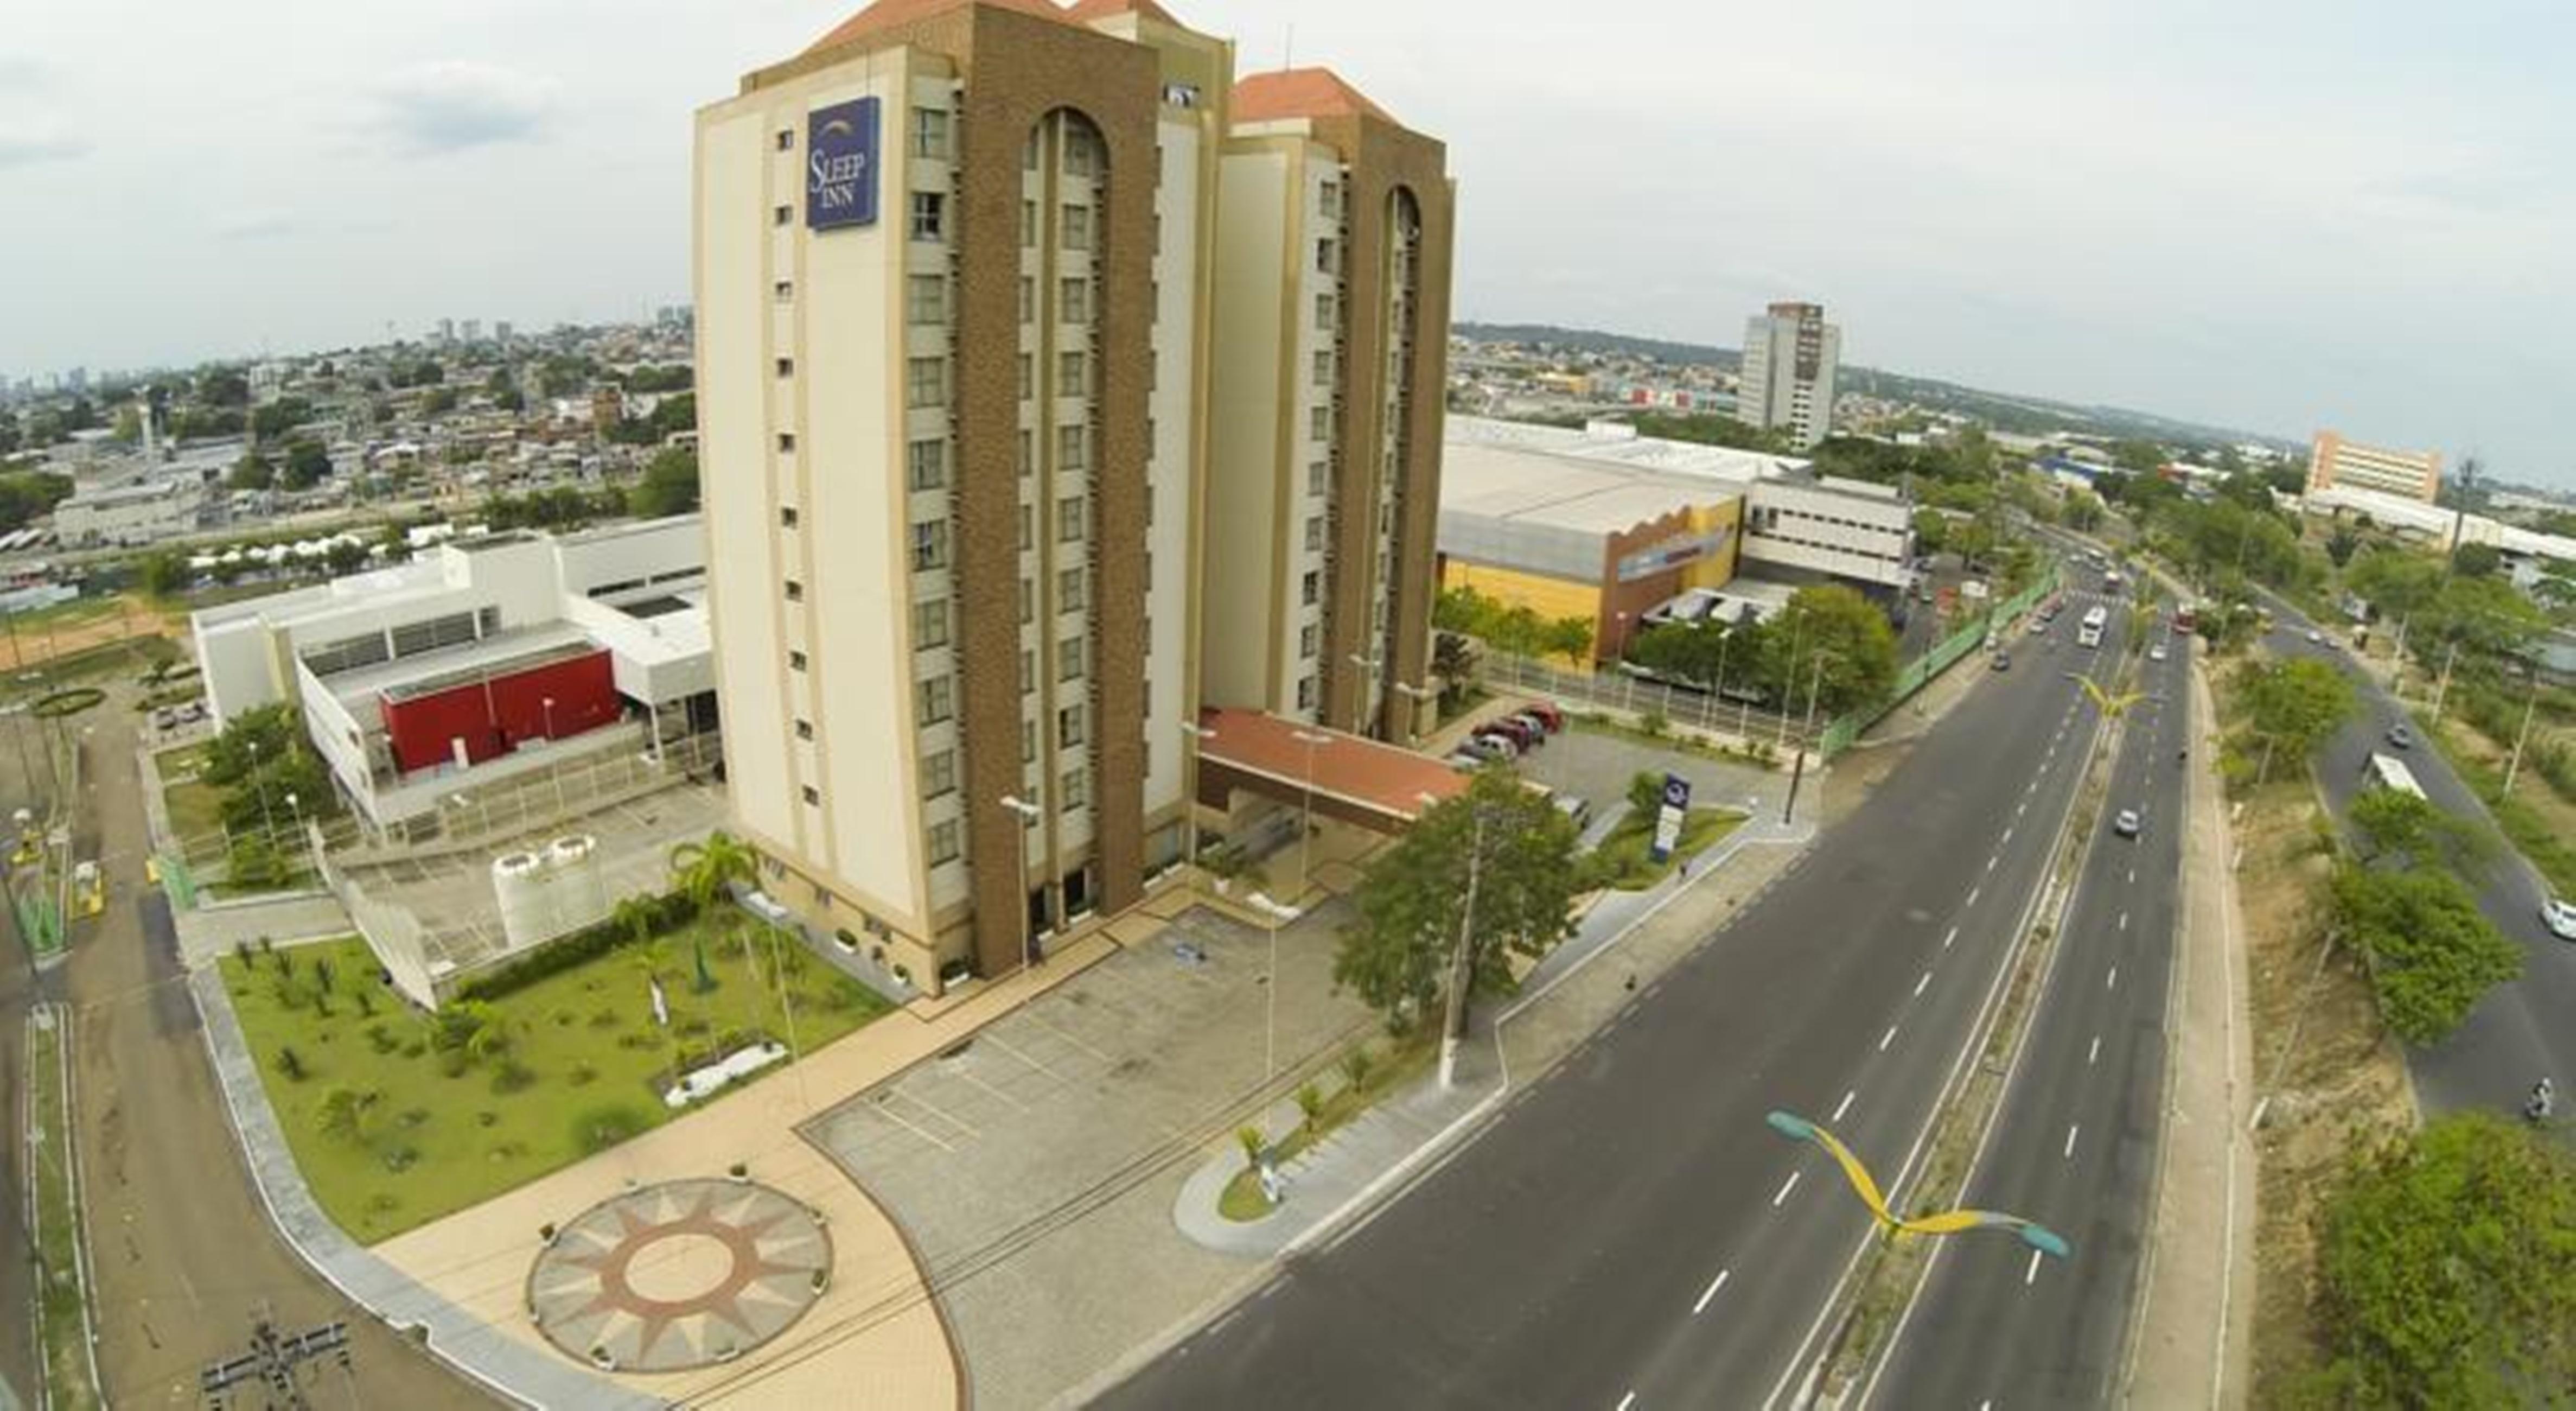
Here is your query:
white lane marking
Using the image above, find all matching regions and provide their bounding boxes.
[1833,1089,1857,1122]
[1617,1394,1637,1411]
[2088,1034,2101,1065]
[2128,867,2137,885]
[1693,1269,1732,1314]
[2025,1249,2044,1286]
[2107,965,2120,990]
[1774,1171,1802,1207]
[1943,925,1959,950]
[2017,801,2027,818]
[1914,971,1931,998]
[2002,825,2014,843]
[1967,885,1982,906]
[1986,855,1999,873]
[2064,1124,2080,1159]
[1879,1024,1899,1052]
[2119,911,2129,932]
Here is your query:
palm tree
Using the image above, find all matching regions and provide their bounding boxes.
[669,831,758,917]
[610,893,659,952]
[315,1085,384,1144]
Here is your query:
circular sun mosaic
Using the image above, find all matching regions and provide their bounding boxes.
[528,1178,832,1372]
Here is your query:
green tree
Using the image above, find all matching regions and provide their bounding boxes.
[2063,490,2105,532]
[1910,508,1950,555]
[1757,584,1899,717]
[138,551,189,599]
[323,539,367,575]
[2109,439,2166,474]
[2347,787,2489,874]
[1332,768,1582,1032]
[278,439,333,491]
[250,397,313,441]
[228,451,277,491]
[629,447,702,517]
[2243,657,2356,772]
[2420,574,2548,661]
[648,392,697,438]
[2343,547,2446,622]
[2309,1111,2576,1406]
[314,1085,385,1144]
[1542,615,1593,668]
[2329,862,2521,1045]
[2450,541,2501,579]
[1627,621,1736,689]
[611,894,661,952]
[422,386,459,416]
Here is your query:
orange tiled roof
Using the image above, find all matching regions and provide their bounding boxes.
[1062,0,1186,25]
[1231,66,1393,125]
[806,0,1071,53]
[1198,708,1466,822]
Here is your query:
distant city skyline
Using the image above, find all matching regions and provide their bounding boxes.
[2,0,2568,487]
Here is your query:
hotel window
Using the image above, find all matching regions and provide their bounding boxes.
[906,357,946,409]
[1018,578,1032,624]
[784,579,804,603]
[907,438,946,491]
[915,675,954,725]
[774,279,794,302]
[1019,505,1032,550]
[1300,622,1318,659]
[795,719,813,741]
[1059,278,1089,323]
[907,275,946,325]
[909,191,946,241]
[1316,238,1337,274]
[1021,650,1033,692]
[775,356,794,377]
[1059,635,1085,681]
[1019,277,1034,323]
[776,431,796,453]
[1056,424,1087,471]
[1021,199,1036,246]
[775,129,794,151]
[1064,128,1098,177]
[789,650,808,672]
[779,506,799,529]
[1057,495,1085,543]
[911,109,950,159]
[1018,353,1032,401]
[921,749,956,799]
[1312,351,1332,387]
[1057,351,1086,398]
[1059,565,1085,612]
[1297,675,1317,711]
[1319,179,1341,218]
[1023,721,1036,762]
[928,819,960,866]
[1316,294,1335,329]
[1309,405,1331,440]
[913,598,949,649]
[1301,569,1319,606]
[1058,704,1085,748]
[802,784,821,806]
[1060,203,1091,251]
[1018,429,1034,478]
[1304,516,1324,551]
[1307,461,1327,496]
[909,519,948,571]
[773,204,790,227]
[1061,768,1087,811]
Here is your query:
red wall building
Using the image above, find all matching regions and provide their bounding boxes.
[377,649,620,776]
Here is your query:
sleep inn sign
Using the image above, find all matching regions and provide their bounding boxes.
[806,98,880,230]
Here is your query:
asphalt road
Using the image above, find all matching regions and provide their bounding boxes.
[65,682,490,1408]
[1105,598,2129,1410]
[2258,600,2576,1117]
[1867,607,2192,1409]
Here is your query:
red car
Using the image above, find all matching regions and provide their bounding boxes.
[1517,701,1564,733]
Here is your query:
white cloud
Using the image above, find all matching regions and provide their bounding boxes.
[371,61,557,153]
[0,121,82,168]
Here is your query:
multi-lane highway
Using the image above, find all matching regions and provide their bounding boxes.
[2259,600,2575,1116]
[1106,594,2140,1410]
[1866,599,2192,1408]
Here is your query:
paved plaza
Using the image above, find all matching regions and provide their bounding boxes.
[530,1178,832,1374]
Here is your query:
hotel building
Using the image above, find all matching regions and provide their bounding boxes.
[2306,430,2443,504]
[1737,301,1840,450]
[694,0,1449,989]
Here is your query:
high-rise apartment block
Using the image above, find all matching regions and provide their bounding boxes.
[1737,301,1839,450]
[693,0,1451,988]
[2305,430,2441,504]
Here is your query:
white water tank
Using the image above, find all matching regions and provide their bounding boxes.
[548,835,608,937]
[492,851,554,951]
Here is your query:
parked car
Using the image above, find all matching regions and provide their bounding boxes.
[2543,897,2576,941]
[2148,643,2167,662]
[1551,793,1592,830]
[1444,750,1484,771]
[1518,701,1564,733]
[1990,652,2011,671]
[2305,628,2324,644]
[2113,809,2141,837]
[2385,722,2414,749]
[1480,716,1538,749]
[1463,733,1518,762]
[1507,710,1555,742]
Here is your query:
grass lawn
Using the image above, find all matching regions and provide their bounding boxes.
[154,743,228,845]
[1220,1030,1437,1222]
[223,923,896,1243]
[28,1015,104,1411]
[1587,806,1746,891]
[2420,712,2576,900]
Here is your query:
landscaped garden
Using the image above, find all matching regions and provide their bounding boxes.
[224,891,895,1242]
[1586,804,1746,891]
[152,743,227,844]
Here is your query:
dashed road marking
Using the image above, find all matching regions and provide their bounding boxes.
[2025,1249,2044,1286]
[1833,1089,1857,1122]
[1694,1270,1731,1315]
[2107,965,2119,990]
[2118,911,2129,932]
[2088,1034,2101,1066]
[1617,1393,1637,1411]
[2064,1124,2080,1159]
[1774,1171,1802,1207]
[1986,855,1999,873]
[1879,1024,1899,1052]
[1943,925,1959,950]
[2002,825,2014,843]
[1914,971,1931,998]
[1967,885,1982,906]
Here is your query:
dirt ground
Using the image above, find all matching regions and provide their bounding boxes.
[0,595,178,672]
[2220,707,2415,1403]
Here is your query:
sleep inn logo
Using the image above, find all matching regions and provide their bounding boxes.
[806,98,880,230]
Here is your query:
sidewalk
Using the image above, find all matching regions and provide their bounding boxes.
[2123,657,2257,1409]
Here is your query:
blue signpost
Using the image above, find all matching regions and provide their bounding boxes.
[1648,772,1691,862]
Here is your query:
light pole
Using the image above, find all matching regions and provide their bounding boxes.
[1000,795,1042,968]
[1784,649,1834,825]
[246,738,277,843]
[1176,722,1216,880]
[1438,796,1487,1091]
[2503,665,2542,797]
[1287,729,1331,905]
[542,695,568,819]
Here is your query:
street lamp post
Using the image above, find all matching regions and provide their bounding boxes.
[542,696,569,819]
[1000,795,1042,969]
[1784,650,1833,825]
[246,739,277,843]
[1439,799,1487,1091]
[2503,667,2542,797]
[1176,723,1216,880]
[1287,729,1332,904]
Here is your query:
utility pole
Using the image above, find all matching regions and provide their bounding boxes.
[2431,639,2462,721]
[1438,806,1485,1091]
[2503,673,2541,797]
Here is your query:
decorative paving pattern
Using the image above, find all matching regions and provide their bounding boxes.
[528,1178,832,1373]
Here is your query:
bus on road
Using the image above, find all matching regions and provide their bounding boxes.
[2363,752,2427,798]
[2078,605,2109,648]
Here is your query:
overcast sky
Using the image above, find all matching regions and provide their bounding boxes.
[2,1,2568,485]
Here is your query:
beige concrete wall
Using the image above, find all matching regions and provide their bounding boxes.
[1205,145,1291,715]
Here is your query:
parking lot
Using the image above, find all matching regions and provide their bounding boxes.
[1482,718,1781,838]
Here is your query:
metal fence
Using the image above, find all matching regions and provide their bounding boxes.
[1484,653,1821,749]
[1817,565,2065,758]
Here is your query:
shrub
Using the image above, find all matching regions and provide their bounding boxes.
[1340,1046,1375,1092]
[400,1039,428,1059]
[353,987,375,1018]
[569,1061,598,1087]
[437,1048,471,1078]
[490,1060,538,1095]
[312,956,335,994]
[381,1144,419,1173]
[1295,1082,1326,1132]
[588,1007,621,1029]
[551,1007,577,1028]
[1236,1124,1265,1170]
[274,1045,307,1082]
[452,891,703,1003]
[366,1023,398,1055]
[573,1103,651,1155]
[1640,710,1669,738]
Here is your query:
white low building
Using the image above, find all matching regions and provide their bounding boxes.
[191,516,717,835]
[53,475,209,547]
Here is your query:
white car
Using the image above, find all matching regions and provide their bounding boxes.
[2305,628,2324,644]
[2545,898,2576,941]
[2113,809,2141,838]
[2149,644,2167,662]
